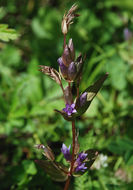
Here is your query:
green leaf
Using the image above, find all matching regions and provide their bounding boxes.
[36,160,68,182]
[22,160,37,175]
[0,24,19,42]
[76,73,108,116]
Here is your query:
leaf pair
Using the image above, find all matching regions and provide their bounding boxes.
[55,73,108,121]
[36,149,98,181]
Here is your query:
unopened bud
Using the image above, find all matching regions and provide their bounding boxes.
[68,62,77,81]
[57,57,68,79]
[79,92,87,107]
[68,38,75,61]
[62,45,72,66]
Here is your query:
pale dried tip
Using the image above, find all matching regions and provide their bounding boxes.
[67,4,78,15]
[34,144,45,150]
[61,4,79,35]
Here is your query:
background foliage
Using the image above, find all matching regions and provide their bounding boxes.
[0,0,133,189]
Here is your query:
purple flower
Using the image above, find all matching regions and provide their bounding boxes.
[76,152,88,163]
[61,143,72,161]
[75,152,88,172]
[63,103,77,116]
[75,163,87,172]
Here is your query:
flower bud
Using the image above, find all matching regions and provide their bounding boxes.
[68,38,75,61]
[79,92,87,107]
[57,57,68,79]
[68,62,77,81]
[62,45,72,66]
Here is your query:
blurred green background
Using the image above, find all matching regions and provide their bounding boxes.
[0,0,133,189]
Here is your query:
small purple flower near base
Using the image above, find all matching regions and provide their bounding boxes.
[63,103,77,116]
[75,152,88,172]
[75,163,87,172]
[76,152,88,163]
[61,143,72,161]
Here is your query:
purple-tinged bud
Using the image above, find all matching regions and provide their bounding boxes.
[68,38,75,61]
[79,92,87,107]
[68,62,77,81]
[62,45,72,66]
[57,57,68,79]
[61,144,72,162]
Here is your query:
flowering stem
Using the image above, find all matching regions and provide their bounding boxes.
[64,121,76,190]
[64,176,71,190]
[64,34,66,49]
[60,82,66,102]
[70,121,76,174]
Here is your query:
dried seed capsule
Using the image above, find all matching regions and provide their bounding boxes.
[61,19,68,35]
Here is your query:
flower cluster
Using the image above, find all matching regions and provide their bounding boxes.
[61,144,88,173]
[57,39,83,82]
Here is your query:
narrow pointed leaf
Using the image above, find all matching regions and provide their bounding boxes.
[76,73,108,116]
[85,149,99,169]
[35,160,68,182]
[39,65,61,85]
